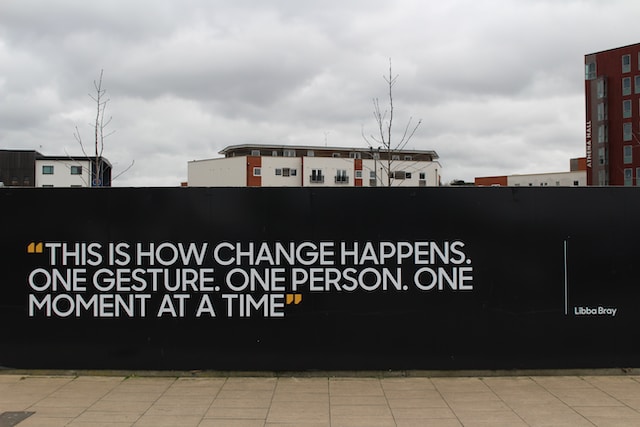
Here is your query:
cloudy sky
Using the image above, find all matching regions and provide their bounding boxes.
[0,0,638,186]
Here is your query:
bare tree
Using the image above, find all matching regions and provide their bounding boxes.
[362,59,422,186]
[74,70,133,186]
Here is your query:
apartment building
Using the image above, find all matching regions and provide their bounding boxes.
[188,144,441,187]
[585,43,640,185]
[0,150,112,187]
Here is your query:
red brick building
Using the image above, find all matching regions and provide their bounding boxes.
[585,43,640,186]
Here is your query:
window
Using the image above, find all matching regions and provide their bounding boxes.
[283,149,296,157]
[70,166,83,175]
[404,155,412,161]
[391,155,400,160]
[349,152,361,159]
[597,79,606,98]
[291,169,297,176]
[310,169,324,183]
[623,100,632,118]
[635,76,640,94]
[598,147,607,165]
[637,168,640,186]
[585,62,596,80]
[597,103,607,121]
[419,172,426,179]
[624,123,633,141]
[623,54,631,73]
[332,153,341,158]
[624,168,633,186]
[406,172,412,179]
[392,171,407,179]
[573,180,579,186]
[307,150,314,157]
[275,168,282,176]
[598,170,608,186]
[369,171,376,179]
[253,167,261,176]
[372,152,380,160]
[42,165,54,175]
[598,124,608,143]
[335,169,348,184]
[355,170,363,179]
[624,146,633,164]
[251,150,260,156]
[272,150,278,157]
[282,168,290,177]
[623,77,632,96]
[42,185,54,188]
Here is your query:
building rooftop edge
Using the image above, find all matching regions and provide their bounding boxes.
[1,149,111,166]
[37,156,113,167]
[218,143,439,159]
[0,149,44,156]
[507,170,585,178]
[477,170,585,180]
[585,42,640,57]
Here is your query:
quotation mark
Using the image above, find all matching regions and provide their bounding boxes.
[286,294,302,305]
[27,242,44,254]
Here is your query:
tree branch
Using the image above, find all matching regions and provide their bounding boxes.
[362,58,422,186]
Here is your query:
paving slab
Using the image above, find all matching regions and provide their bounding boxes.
[1,372,640,425]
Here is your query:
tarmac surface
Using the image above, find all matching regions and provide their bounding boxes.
[3,372,640,426]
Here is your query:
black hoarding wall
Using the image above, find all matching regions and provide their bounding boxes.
[1,186,639,371]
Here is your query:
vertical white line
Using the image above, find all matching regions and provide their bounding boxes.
[564,240,568,315]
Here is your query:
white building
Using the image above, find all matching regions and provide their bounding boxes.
[36,159,88,187]
[188,144,441,187]
[475,158,587,187]
[507,171,586,187]
[35,157,112,187]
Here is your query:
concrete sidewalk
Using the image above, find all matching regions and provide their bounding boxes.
[2,373,640,426]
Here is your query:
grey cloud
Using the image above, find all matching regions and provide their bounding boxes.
[1,0,639,185]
